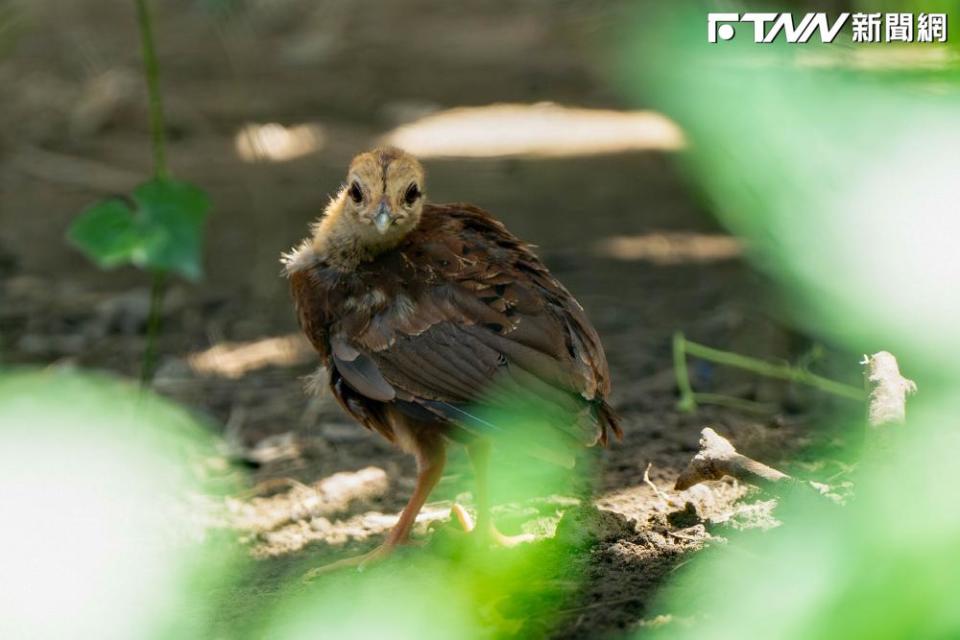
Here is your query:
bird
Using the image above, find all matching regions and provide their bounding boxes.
[283,147,620,570]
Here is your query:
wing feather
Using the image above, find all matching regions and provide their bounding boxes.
[288,203,620,448]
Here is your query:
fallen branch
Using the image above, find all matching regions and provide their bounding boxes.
[863,351,917,428]
[675,353,916,503]
[674,427,789,490]
[675,427,840,502]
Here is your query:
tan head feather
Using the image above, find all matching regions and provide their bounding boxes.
[309,147,426,268]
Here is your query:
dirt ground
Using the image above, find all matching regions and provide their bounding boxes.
[0,1,855,637]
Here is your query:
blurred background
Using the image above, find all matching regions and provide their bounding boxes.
[2,1,958,638]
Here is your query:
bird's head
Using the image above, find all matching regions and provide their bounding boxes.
[339,147,426,244]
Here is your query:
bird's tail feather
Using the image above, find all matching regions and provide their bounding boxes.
[596,401,623,447]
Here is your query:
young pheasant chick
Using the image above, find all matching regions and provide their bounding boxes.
[284,147,620,572]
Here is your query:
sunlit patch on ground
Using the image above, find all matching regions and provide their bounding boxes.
[595,232,743,264]
[382,103,686,158]
[246,505,459,558]
[598,477,747,526]
[230,467,389,531]
[187,334,313,378]
[220,466,463,557]
[218,464,586,559]
[235,122,326,162]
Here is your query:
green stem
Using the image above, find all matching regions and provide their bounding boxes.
[134,0,169,388]
[689,393,778,414]
[134,0,168,179]
[683,338,864,401]
[141,271,166,386]
[673,332,698,412]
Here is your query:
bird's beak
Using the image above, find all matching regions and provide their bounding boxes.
[374,200,393,234]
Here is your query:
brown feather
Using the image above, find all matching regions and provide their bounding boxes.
[288,201,620,454]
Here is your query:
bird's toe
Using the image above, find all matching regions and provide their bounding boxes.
[303,543,396,581]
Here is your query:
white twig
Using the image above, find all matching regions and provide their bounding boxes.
[674,427,790,491]
[863,351,916,427]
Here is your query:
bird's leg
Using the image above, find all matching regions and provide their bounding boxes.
[306,436,446,578]
[385,437,446,547]
[462,440,534,547]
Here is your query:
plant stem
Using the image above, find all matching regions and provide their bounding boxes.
[684,338,865,400]
[134,0,169,386]
[134,0,168,179]
[689,393,778,414]
[672,332,698,411]
[141,271,166,386]
[673,331,865,413]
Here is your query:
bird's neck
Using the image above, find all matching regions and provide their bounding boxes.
[311,194,401,270]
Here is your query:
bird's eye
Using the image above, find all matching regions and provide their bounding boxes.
[348,182,363,204]
[403,183,421,206]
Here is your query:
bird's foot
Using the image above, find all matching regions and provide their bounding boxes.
[303,543,396,581]
[450,504,535,547]
[451,503,474,531]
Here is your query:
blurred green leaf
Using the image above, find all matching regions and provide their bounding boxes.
[622,5,960,376]
[619,7,960,640]
[642,401,960,640]
[65,197,144,268]
[68,178,210,280]
[0,368,245,639]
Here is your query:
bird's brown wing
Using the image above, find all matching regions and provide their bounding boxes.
[339,204,620,448]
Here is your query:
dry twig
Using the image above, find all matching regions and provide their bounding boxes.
[674,428,790,491]
[675,427,843,501]
[863,351,917,428]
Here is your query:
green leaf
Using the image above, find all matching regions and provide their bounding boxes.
[67,178,210,280]
[66,197,144,269]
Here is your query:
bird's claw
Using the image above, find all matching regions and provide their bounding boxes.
[451,503,475,532]
[303,543,395,582]
[450,503,535,547]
